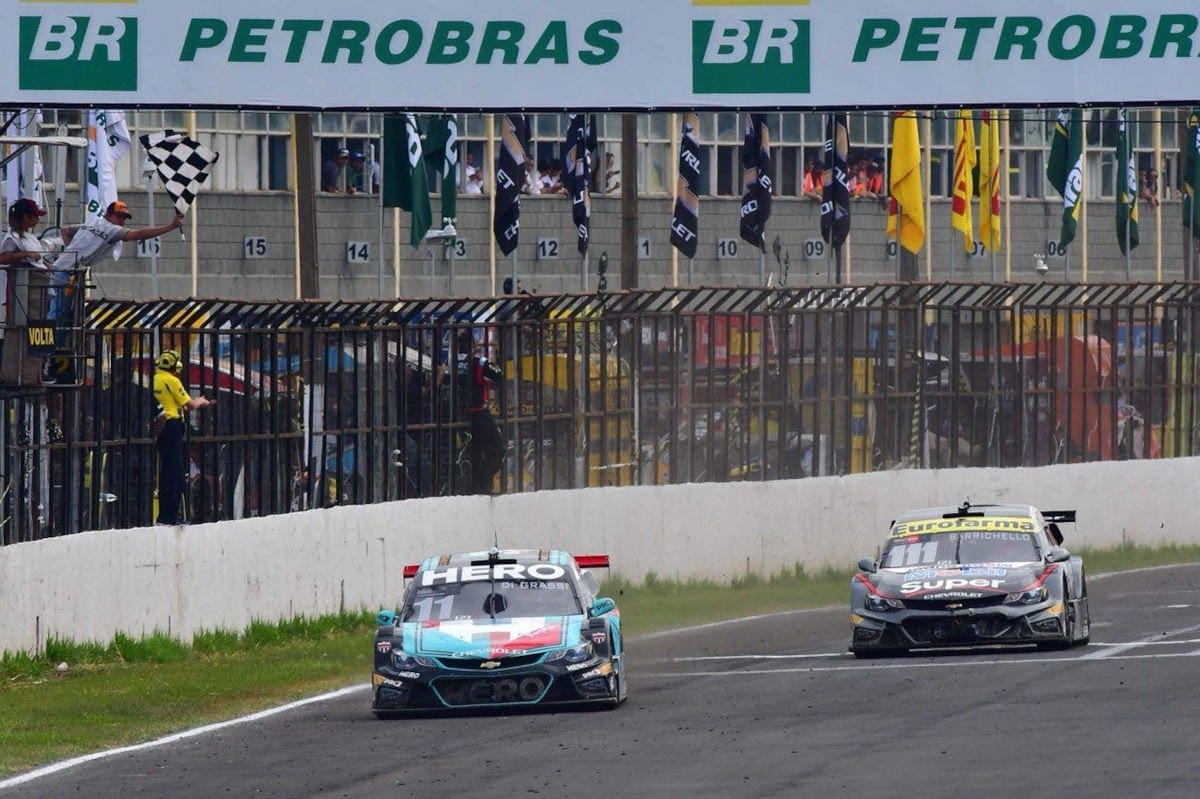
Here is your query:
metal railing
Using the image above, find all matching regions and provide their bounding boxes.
[2,282,1197,544]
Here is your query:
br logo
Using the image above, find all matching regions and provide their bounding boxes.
[19,15,138,91]
[692,19,810,94]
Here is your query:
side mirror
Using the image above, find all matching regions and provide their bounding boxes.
[1046,547,1071,564]
[376,609,398,627]
[590,597,616,617]
[857,557,877,573]
[1046,522,1065,546]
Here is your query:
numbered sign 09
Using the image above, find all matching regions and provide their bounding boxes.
[802,238,825,260]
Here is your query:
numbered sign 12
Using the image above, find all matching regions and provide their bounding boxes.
[536,238,560,260]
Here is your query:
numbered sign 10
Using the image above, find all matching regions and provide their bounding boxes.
[716,238,739,260]
[243,235,268,260]
[346,241,371,264]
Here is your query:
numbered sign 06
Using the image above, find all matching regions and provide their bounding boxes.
[1046,240,1068,259]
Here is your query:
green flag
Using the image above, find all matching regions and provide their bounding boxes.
[422,114,459,236]
[1184,108,1200,240]
[1115,109,1140,256]
[1045,108,1083,250]
[382,114,431,248]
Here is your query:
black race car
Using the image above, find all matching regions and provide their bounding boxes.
[371,548,626,716]
[850,502,1090,656]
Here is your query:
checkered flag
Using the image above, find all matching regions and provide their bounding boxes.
[138,130,219,215]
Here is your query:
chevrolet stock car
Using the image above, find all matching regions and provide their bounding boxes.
[850,503,1091,656]
[371,548,626,715]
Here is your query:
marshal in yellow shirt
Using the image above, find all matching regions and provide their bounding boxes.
[152,369,192,421]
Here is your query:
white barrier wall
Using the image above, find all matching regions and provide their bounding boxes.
[3,459,1198,653]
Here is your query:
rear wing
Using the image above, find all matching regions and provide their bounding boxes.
[401,553,610,580]
[1042,510,1077,524]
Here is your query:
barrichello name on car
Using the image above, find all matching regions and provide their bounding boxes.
[178,18,622,66]
[853,13,1200,63]
[419,563,567,586]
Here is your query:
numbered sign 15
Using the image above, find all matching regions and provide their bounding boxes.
[802,238,825,260]
[716,238,739,260]
[346,241,370,264]
[536,238,560,260]
[243,235,267,260]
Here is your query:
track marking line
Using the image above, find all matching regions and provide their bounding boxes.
[632,606,839,642]
[1079,623,1200,660]
[0,685,368,793]
[670,652,846,662]
[648,648,1200,678]
[1090,562,1200,581]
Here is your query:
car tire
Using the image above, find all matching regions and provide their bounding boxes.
[1037,579,1076,651]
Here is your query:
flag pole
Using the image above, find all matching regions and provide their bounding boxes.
[581,251,588,292]
[1153,107,1162,281]
[1002,110,1012,281]
[1123,109,1131,282]
[487,114,497,295]
[376,140,385,298]
[670,112,680,287]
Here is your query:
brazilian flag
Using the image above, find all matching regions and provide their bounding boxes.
[1184,108,1200,240]
[1045,108,1083,249]
[1115,109,1140,256]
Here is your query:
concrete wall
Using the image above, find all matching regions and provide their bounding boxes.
[43,189,1197,303]
[2,458,1199,654]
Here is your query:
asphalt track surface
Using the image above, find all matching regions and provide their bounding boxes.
[5,563,1200,799]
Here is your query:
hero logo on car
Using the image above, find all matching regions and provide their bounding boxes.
[375,640,392,653]
[420,563,566,586]
[900,578,1005,594]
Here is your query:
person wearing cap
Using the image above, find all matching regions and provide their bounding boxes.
[49,200,184,318]
[152,348,215,526]
[322,147,351,193]
[1,198,52,362]
[347,150,380,195]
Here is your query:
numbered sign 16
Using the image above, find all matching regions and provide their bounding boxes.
[243,235,267,260]
[716,238,739,260]
[536,238,560,260]
[802,238,825,260]
[346,241,370,264]
[136,237,161,258]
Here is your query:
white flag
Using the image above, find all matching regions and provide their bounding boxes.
[85,109,131,257]
[4,109,44,211]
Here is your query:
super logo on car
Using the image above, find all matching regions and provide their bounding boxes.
[900,578,1005,594]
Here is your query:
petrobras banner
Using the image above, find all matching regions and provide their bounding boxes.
[6,0,1200,109]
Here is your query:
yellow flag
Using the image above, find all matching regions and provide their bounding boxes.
[950,110,976,253]
[978,110,1002,252]
[886,111,925,255]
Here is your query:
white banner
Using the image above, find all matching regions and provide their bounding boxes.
[4,1,1200,109]
[4,109,44,210]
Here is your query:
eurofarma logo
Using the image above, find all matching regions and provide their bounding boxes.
[18,0,138,91]
[691,0,811,94]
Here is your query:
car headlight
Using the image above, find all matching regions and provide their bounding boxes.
[1003,586,1049,605]
[392,650,435,668]
[864,595,905,612]
[545,642,594,664]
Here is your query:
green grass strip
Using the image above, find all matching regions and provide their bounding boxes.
[1,544,1196,777]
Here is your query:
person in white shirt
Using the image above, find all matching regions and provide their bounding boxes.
[523,155,541,196]
[1,198,51,336]
[464,169,485,195]
[50,199,184,318]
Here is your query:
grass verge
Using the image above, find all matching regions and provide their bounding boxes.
[2,544,1197,777]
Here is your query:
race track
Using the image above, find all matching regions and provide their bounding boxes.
[6,564,1199,799]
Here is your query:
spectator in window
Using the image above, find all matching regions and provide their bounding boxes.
[802,160,823,202]
[1139,169,1161,207]
[604,151,621,194]
[465,168,484,195]
[322,147,350,193]
[348,151,380,195]
[544,159,568,195]
[866,160,885,199]
[523,155,542,196]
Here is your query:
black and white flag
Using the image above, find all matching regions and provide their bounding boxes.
[670,113,700,259]
[562,114,592,255]
[138,130,219,214]
[738,114,772,251]
[820,113,851,250]
[493,115,527,257]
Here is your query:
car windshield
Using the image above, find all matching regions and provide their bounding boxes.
[881,530,1040,568]
[403,578,582,622]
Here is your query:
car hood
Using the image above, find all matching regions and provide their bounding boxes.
[400,615,584,659]
[874,563,1045,600]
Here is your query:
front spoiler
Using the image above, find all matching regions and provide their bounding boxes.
[850,602,1070,652]
[371,659,619,712]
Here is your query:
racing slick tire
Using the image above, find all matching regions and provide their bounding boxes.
[1037,579,1084,651]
